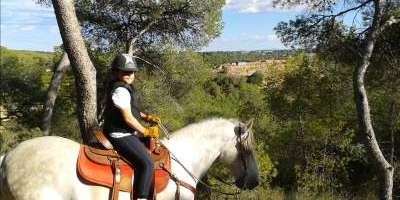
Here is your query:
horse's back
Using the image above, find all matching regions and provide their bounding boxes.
[0,136,81,200]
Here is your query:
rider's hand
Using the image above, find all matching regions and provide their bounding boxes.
[143,114,161,125]
[144,126,159,138]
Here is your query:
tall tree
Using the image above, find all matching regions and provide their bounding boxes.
[51,0,98,144]
[274,0,399,199]
[39,0,224,134]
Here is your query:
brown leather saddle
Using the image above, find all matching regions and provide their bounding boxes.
[77,131,171,200]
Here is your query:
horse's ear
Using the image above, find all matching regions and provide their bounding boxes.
[235,122,246,136]
[235,119,254,136]
[245,118,254,130]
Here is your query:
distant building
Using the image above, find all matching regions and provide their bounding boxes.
[236,61,247,66]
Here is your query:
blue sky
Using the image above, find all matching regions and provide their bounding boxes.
[1,0,303,52]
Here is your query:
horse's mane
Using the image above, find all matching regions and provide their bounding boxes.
[170,118,239,139]
[168,118,254,150]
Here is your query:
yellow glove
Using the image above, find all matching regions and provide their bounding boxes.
[144,126,159,138]
[143,114,161,125]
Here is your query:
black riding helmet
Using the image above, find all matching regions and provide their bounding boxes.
[111,54,138,72]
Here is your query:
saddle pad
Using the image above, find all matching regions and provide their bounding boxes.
[77,145,171,193]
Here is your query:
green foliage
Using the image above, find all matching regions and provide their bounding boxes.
[75,0,224,51]
[134,49,212,129]
[265,53,370,195]
[1,46,398,199]
[275,2,400,197]
[0,47,81,151]
[0,121,43,154]
[0,47,53,127]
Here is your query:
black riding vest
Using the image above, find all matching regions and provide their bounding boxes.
[103,81,142,134]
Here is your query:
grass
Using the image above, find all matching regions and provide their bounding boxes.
[197,187,378,200]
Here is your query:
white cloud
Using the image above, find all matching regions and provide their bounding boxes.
[20,25,36,31]
[2,0,52,11]
[1,0,56,26]
[1,0,61,51]
[224,0,302,13]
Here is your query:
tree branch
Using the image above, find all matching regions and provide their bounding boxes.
[331,0,373,18]
[127,20,158,55]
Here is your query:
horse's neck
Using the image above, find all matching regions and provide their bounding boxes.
[162,121,233,180]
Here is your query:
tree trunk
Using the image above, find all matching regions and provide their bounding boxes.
[41,52,70,135]
[352,1,393,199]
[52,0,99,144]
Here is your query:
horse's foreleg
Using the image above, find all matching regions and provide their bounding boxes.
[155,179,195,200]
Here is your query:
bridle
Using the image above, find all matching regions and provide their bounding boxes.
[236,125,250,176]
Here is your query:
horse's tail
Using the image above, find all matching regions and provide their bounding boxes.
[0,154,4,175]
[0,153,8,198]
[0,154,4,165]
[0,154,5,182]
[0,154,5,197]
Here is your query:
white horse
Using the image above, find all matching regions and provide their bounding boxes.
[0,118,259,200]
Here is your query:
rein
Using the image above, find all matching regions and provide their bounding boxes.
[159,122,248,197]
[165,147,242,197]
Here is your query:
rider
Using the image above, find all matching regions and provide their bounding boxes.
[103,53,160,200]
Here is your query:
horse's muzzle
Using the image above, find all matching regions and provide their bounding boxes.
[235,173,259,190]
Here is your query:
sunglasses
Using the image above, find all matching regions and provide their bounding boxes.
[120,71,135,75]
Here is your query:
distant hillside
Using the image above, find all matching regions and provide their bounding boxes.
[13,49,54,56]
[202,49,297,67]
[1,46,54,62]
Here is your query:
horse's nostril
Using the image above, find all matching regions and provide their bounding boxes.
[251,178,260,189]
[244,177,259,190]
[235,178,245,189]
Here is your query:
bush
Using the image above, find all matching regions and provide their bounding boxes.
[247,71,263,85]
[0,120,43,154]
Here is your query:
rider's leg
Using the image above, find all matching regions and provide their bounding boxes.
[108,134,154,199]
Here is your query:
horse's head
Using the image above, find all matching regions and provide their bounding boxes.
[219,119,260,190]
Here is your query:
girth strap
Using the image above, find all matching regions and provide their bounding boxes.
[111,160,121,200]
[175,182,180,200]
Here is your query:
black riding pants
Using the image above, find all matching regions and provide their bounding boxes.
[107,134,154,198]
